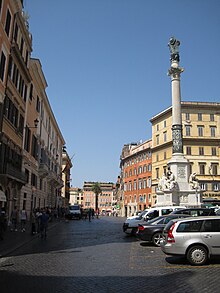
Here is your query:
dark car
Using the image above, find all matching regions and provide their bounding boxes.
[136,214,191,247]
[171,208,216,217]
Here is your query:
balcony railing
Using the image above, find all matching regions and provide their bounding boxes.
[0,163,27,184]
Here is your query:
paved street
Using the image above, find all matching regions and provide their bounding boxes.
[0,216,220,293]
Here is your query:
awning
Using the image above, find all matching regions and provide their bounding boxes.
[0,190,7,202]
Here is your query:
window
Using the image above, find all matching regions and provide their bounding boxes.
[200,183,207,191]
[164,152,166,160]
[129,169,132,176]
[31,135,38,159]
[212,183,219,191]
[31,173,38,188]
[163,131,167,142]
[210,126,216,137]
[199,163,205,175]
[210,114,214,122]
[36,96,40,112]
[210,164,218,176]
[133,180,137,190]
[186,146,191,155]
[177,220,203,232]
[156,134,159,145]
[185,113,190,120]
[202,220,220,232]
[138,166,142,174]
[29,83,33,100]
[156,168,159,179]
[147,177,151,187]
[198,126,204,137]
[25,169,29,183]
[156,124,159,131]
[199,147,204,156]
[14,23,18,42]
[20,37,24,55]
[143,165,147,173]
[134,168,137,175]
[211,147,217,156]
[138,179,142,190]
[148,164,152,172]
[185,125,191,136]
[5,9,12,37]
[156,154,159,162]
[164,120,166,128]
[18,114,24,134]
[0,50,6,81]
[143,178,146,189]
[24,127,31,152]
[198,113,202,121]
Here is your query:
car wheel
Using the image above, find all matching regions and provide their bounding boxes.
[152,232,163,247]
[187,245,208,266]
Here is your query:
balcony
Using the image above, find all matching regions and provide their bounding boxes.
[0,163,27,184]
[47,171,63,188]
[38,163,49,178]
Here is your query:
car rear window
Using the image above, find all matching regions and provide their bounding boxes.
[176,220,203,232]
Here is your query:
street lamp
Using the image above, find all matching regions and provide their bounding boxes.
[29,118,39,129]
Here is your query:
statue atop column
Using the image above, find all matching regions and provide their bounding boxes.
[168,37,180,62]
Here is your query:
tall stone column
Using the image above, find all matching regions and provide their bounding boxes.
[156,37,202,207]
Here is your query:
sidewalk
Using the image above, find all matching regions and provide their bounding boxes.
[0,219,59,257]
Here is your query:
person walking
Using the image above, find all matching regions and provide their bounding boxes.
[88,208,92,222]
[39,209,49,239]
[0,207,6,240]
[10,207,18,232]
[20,208,27,232]
[31,210,37,235]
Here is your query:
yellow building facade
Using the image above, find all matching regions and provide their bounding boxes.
[151,101,220,206]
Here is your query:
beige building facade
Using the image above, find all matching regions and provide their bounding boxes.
[82,182,114,212]
[0,1,67,219]
[150,101,220,206]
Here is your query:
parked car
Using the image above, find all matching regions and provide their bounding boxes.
[171,208,216,217]
[136,214,191,246]
[161,216,220,265]
[123,206,185,235]
[67,204,82,220]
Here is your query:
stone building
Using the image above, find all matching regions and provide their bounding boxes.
[150,101,220,206]
[119,140,152,217]
[82,181,114,213]
[0,1,66,218]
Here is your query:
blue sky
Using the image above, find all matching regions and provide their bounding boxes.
[25,0,220,188]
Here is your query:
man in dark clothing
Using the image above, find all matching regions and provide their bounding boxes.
[39,210,49,239]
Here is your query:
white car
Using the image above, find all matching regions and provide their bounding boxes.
[123,206,185,235]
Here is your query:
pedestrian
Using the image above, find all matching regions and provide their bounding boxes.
[36,209,42,234]
[31,210,37,235]
[0,207,6,240]
[39,209,49,239]
[88,208,92,222]
[10,207,18,232]
[20,208,27,232]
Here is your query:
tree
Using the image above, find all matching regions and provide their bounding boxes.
[92,182,102,212]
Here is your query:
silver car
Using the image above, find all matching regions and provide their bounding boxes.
[161,216,220,266]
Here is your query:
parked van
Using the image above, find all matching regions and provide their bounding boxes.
[123,206,185,235]
[67,204,82,220]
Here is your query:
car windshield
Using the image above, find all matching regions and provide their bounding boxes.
[69,206,80,210]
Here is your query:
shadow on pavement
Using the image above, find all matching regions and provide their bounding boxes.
[0,270,195,293]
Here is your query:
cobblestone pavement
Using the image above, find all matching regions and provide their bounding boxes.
[0,216,220,293]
